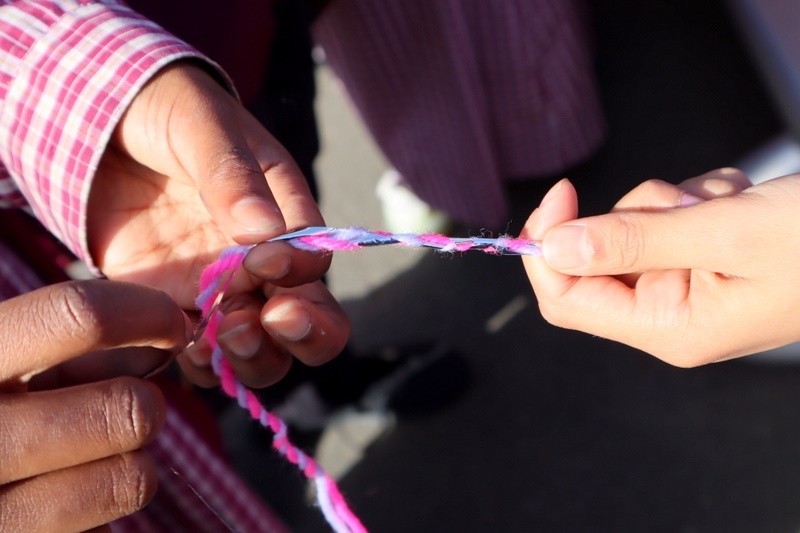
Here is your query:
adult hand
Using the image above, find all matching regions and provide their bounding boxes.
[0,280,192,532]
[522,168,800,366]
[86,62,349,388]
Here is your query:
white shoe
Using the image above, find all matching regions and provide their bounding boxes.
[375,168,452,234]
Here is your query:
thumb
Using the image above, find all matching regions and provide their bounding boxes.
[540,194,758,276]
[163,67,291,243]
[116,63,315,244]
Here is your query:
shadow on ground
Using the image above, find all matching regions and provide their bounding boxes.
[227,1,800,532]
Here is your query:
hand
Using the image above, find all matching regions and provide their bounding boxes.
[0,280,192,532]
[86,62,349,387]
[522,168,800,366]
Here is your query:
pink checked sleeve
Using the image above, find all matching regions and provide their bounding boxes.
[0,0,220,270]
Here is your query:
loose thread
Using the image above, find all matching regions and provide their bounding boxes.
[196,246,367,533]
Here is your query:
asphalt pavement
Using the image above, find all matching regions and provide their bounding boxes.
[227,2,800,532]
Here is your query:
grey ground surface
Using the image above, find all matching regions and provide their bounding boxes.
[224,2,800,532]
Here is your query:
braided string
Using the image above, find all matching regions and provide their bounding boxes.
[196,246,367,533]
[281,227,542,256]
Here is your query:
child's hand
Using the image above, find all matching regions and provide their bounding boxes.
[0,280,191,531]
[522,168,800,366]
[87,62,349,389]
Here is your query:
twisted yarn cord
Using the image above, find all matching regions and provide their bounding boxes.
[193,228,532,530]
[282,227,542,256]
[196,246,367,533]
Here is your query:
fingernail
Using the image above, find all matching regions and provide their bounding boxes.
[231,198,284,234]
[263,301,311,342]
[539,179,565,207]
[218,323,261,360]
[543,224,591,270]
[679,192,704,207]
[183,339,211,368]
[244,248,291,280]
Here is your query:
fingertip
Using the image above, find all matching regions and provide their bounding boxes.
[522,179,583,302]
[679,167,752,200]
[244,242,292,280]
[254,280,349,367]
[540,178,571,208]
[216,310,297,388]
[121,449,160,510]
[133,378,168,440]
[178,339,222,387]
[523,178,577,241]
[176,352,219,388]
[244,241,331,287]
[218,312,262,360]
[227,347,294,389]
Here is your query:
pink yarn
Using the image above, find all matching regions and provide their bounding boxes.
[195,246,367,533]
[299,235,362,251]
[282,227,542,256]
[191,228,536,530]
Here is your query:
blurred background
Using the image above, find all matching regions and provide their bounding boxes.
[221,0,800,531]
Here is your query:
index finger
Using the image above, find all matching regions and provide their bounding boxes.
[0,281,192,383]
[521,180,670,347]
[243,240,332,288]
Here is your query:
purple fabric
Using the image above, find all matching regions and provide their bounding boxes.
[314,0,606,227]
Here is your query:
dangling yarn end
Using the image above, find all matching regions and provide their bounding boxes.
[192,228,535,531]
[196,246,366,533]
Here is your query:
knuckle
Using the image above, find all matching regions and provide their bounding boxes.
[644,322,720,367]
[108,452,158,517]
[205,146,262,186]
[52,281,105,347]
[102,378,163,450]
[606,214,645,271]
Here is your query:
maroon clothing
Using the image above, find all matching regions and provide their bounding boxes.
[315,0,606,227]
